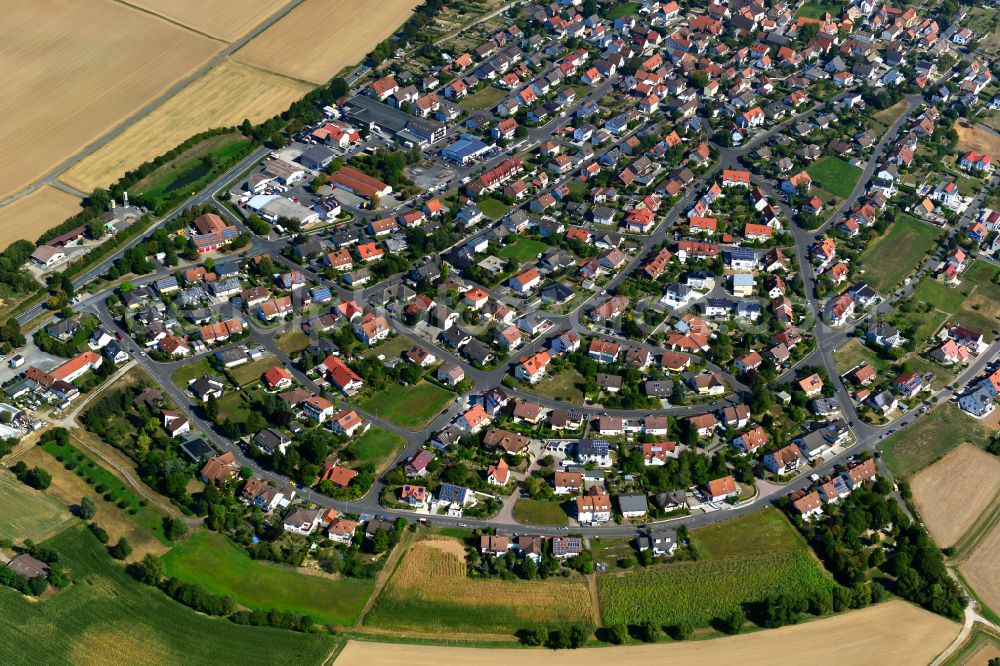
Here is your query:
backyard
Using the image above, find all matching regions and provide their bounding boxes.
[859,214,941,294]
[229,354,280,386]
[358,381,453,430]
[530,366,587,402]
[477,196,511,219]
[162,529,375,627]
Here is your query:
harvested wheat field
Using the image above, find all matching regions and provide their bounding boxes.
[911,444,1000,548]
[0,0,222,199]
[0,186,82,249]
[342,601,959,666]
[959,521,1000,618]
[235,0,421,84]
[125,0,290,42]
[62,59,312,192]
[364,537,594,634]
[955,120,1000,158]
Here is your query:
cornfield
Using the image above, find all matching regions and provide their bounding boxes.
[599,551,833,627]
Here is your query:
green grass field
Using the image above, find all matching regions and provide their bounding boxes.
[40,439,169,544]
[859,214,942,294]
[691,508,807,559]
[531,367,586,402]
[229,355,279,386]
[170,359,217,390]
[351,426,406,470]
[795,0,841,19]
[462,86,506,111]
[477,197,511,219]
[497,238,548,265]
[275,328,312,355]
[359,381,452,430]
[603,1,639,20]
[215,392,253,426]
[599,509,832,627]
[833,338,889,376]
[163,530,374,627]
[0,469,73,543]
[137,136,254,211]
[880,403,993,478]
[512,499,567,526]
[806,157,861,199]
[0,526,337,665]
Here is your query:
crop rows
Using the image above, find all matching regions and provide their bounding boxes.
[598,551,833,627]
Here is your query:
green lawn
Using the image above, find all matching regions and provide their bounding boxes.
[229,355,280,386]
[215,392,253,426]
[351,426,406,470]
[477,197,511,219]
[362,335,413,362]
[880,403,993,478]
[833,338,889,376]
[795,0,841,19]
[912,278,965,314]
[163,530,373,627]
[171,359,218,390]
[498,237,548,265]
[531,367,587,402]
[0,526,338,665]
[859,214,942,294]
[512,499,567,526]
[463,86,506,111]
[275,328,312,355]
[136,135,255,212]
[603,1,639,20]
[40,439,169,544]
[806,156,862,199]
[359,381,452,430]
[691,508,807,560]
[0,469,73,543]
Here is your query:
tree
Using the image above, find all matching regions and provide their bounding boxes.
[605,624,628,644]
[518,626,548,646]
[128,554,165,585]
[637,620,660,642]
[372,528,389,554]
[720,607,745,634]
[80,497,97,520]
[162,516,187,542]
[109,537,133,560]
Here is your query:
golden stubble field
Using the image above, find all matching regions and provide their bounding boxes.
[340,601,960,666]
[0,186,83,248]
[235,0,422,84]
[62,59,313,192]
[0,0,223,200]
[125,0,290,42]
[959,521,1000,620]
[911,444,1000,548]
[955,119,1000,158]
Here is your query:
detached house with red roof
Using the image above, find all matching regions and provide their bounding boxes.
[516,351,551,384]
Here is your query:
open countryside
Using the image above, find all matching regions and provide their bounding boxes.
[0,186,84,249]
[340,601,960,666]
[62,60,313,192]
[0,0,221,199]
[234,0,423,84]
[911,444,1000,548]
[126,0,290,42]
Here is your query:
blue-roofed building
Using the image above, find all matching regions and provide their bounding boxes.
[726,247,758,271]
[310,287,333,303]
[437,483,476,507]
[441,134,492,165]
[214,260,240,278]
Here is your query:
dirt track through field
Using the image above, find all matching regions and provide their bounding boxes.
[911,444,1000,548]
[337,601,960,666]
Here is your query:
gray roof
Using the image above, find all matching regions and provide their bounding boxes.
[617,494,648,514]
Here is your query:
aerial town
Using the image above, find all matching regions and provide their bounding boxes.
[2,0,1000,663]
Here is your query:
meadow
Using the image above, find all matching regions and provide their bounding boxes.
[858,214,941,294]
[0,468,73,543]
[0,526,337,665]
[365,537,594,634]
[352,426,406,470]
[880,403,992,478]
[359,381,453,430]
[163,529,374,626]
[806,157,862,199]
[0,0,220,199]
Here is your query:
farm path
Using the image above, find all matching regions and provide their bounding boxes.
[585,574,601,627]
[354,529,413,628]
